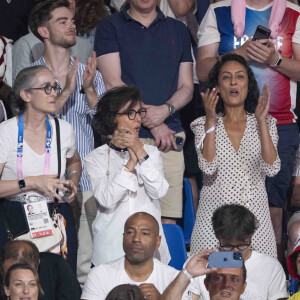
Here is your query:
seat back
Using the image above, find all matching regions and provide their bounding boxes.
[183,178,196,244]
[163,224,187,270]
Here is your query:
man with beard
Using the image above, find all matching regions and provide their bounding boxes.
[81,212,190,300]
[12,0,92,83]
[29,0,105,284]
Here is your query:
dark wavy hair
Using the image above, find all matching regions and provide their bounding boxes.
[29,0,70,41]
[92,85,141,136]
[75,0,108,36]
[105,284,144,300]
[208,53,259,115]
[212,204,259,242]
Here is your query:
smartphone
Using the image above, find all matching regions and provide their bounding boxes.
[170,136,185,152]
[208,251,243,269]
[252,25,271,41]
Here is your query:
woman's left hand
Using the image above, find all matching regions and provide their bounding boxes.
[65,179,78,203]
[255,84,270,123]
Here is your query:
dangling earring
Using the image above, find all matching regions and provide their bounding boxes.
[7,296,10,300]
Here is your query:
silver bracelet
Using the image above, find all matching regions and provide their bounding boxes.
[182,268,193,281]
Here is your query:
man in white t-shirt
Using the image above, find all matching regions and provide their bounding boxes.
[81,212,185,300]
[190,204,288,300]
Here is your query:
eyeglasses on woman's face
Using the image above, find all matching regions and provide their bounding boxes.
[115,109,146,120]
[218,243,251,251]
[27,83,62,95]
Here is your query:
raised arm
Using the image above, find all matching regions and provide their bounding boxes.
[255,85,277,165]
[162,250,216,300]
[97,52,125,90]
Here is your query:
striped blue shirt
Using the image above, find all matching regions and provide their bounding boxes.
[32,56,106,191]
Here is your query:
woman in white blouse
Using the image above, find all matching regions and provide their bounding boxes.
[84,86,170,266]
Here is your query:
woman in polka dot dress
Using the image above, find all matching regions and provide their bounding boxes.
[190,54,280,258]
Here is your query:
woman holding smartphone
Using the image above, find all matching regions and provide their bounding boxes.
[190,54,280,258]
[84,85,170,266]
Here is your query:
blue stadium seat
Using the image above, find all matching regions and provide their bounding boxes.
[183,178,196,244]
[163,224,187,270]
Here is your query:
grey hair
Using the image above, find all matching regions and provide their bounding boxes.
[13,65,49,115]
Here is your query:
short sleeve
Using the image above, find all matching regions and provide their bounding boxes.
[268,259,289,299]
[190,116,218,175]
[94,17,119,57]
[292,9,300,44]
[260,115,281,177]
[0,121,12,164]
[197,4,220,48]
[58,119,77,159]
[180,25,193,63]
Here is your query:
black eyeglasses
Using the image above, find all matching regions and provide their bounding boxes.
[115,109,146,120]
[219,243,251,251]
[27,83,62,95]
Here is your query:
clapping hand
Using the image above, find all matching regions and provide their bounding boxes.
[255,84,270,123]
[201,88,219,124]
[82,51,97,91]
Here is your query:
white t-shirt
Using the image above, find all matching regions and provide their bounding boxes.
[190,250,289,300]
[81,256,179,299]
[0,116,76,200]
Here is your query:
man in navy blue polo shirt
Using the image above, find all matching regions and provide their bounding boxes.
[95,0,194,223]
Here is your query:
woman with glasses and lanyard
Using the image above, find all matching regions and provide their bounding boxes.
[189,204,288,300]
[84,85,170,267]
[0,65,81,272]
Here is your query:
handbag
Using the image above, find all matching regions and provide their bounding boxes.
[1,118,67,256]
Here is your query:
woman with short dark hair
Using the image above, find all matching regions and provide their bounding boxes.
[190,54,280,258]
[84,85,170,266]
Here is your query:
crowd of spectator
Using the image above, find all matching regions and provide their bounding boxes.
[1,0,300,299]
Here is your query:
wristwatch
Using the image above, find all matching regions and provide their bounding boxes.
[164,103,176,116]
[138,154,149,165]
[270,53,282,68]
[18,179,26,191]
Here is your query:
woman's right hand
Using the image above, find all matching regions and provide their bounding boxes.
[27,174,69,201]
[201,88,219,125]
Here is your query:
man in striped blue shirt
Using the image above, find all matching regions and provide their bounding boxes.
[28,0,105,285]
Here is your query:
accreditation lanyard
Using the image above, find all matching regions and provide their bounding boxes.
[17,114,52,179]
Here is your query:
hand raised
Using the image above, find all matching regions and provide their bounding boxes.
[185,249,217,278]
[201,88,218,123]
[82,51,97,91]
[64,56,78,95]
[255,84,270,123]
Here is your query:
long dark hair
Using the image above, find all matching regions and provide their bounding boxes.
[208,53,259,115]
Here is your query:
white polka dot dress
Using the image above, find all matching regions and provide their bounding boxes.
[190,114,280,258]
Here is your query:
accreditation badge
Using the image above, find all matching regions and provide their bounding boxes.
[24,192,54,238]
